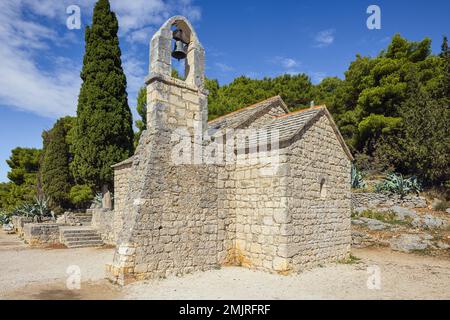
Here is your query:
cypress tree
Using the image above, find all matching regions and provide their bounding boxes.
[41,117,74,211]
[71,0,133,191]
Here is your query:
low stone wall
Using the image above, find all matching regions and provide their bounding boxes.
[11,216,33,236]
[352,192,427,210]
[91,209,115,245]
[23,223,60,246]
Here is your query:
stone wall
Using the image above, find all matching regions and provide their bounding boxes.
[352,192,427,210]
[286,114,352,271]
[11,216,33,236]
[218,153,291,273]
[91,209,116,245]
[112,161,132,241]
[23,223,60,246]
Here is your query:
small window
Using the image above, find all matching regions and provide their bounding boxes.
[320,178,327,198]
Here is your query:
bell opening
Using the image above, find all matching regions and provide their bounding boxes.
[170,25,188,80]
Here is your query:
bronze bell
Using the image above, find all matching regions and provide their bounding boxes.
[172,40,187,60]
[172,28,187,60]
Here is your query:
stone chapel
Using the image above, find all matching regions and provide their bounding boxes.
[105,16,353,285]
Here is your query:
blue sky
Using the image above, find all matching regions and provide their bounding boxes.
[0,0,449,182]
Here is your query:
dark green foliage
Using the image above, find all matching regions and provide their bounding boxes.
[6,148,41,186]
[375,87,449,186]
[313,34,441,154]
[71,0,134,191]
[134,86,147,147]
[40,117,75,212]
[312,34,449,187]
[0,148,41,211]
[207,74,314,120]
[69,184,94,209]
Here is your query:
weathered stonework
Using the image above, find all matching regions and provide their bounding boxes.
[91,209,115,245]
[352,192,427,210]
[106,16,353,285]
[23,223,60,246]
[11,216,33,236]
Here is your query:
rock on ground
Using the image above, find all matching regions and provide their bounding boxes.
[389,234,433,253]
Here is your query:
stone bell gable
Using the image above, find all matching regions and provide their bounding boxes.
[106,16,353,285]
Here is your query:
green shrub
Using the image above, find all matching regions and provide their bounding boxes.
[69,185,94,208]
[375,173,422,197]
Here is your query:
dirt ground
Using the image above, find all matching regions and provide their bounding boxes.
[0,230,449,300]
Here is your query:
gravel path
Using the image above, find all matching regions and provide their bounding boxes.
[1,230,449,300]
[0,231,115,299]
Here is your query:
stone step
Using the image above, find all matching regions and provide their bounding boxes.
[61,228,94,233]
[62,231,98,236]
[60,228,104,248]
[63,236,103,242]
[65,240,104,248]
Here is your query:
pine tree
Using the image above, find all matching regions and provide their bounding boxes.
[40,117,74,212]
[134,86,147,147]
[71,0,133,191]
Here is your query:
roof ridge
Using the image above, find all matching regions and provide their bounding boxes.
[208,95,282,124]
[273,105,326,119]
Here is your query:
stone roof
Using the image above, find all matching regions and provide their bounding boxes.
[113,96,353,170]
[111,157,134,168]
[209,96,354,161]
[260,106,324,141]
[208,96,289,131]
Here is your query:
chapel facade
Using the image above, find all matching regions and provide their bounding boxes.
[106,16,353,285]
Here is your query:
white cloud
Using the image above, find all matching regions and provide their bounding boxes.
[127,27,155,44]
[0,0,202,118]
[110,0,201,37]
[0,1,81,118]
[271,56,300,69]
[314,29,335,48]
[123,55,147,97]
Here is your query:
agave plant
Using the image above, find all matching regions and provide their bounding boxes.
[13,203,36,217]
[0,211,12,225]
[92,192,103,208]
[376,173,422,197]
[351,165,366,189]
[92,192,115,209]
[11,196,51,218]
[32,196,51,217]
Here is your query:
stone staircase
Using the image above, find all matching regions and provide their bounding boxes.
[60,228,104,248]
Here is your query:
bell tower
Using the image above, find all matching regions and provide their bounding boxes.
[106,17,221,285]
[145,16,208,133]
